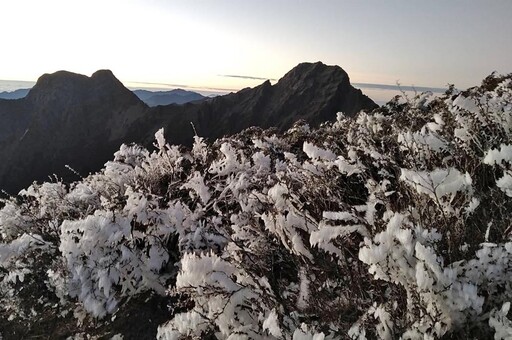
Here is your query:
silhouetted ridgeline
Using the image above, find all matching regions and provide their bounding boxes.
[0,62,377,193]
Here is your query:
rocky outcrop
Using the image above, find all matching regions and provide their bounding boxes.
[0,62,377,193]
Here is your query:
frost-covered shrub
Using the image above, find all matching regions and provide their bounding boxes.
[489,302,512,340]
[1,74,512,339]
[59,211,170,317]
[358,213,484,338]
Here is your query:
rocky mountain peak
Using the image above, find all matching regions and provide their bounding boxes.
[26,71,88,101]
[26,69,140,106]
[90,69,131,94]
[259,62,376,127]
[277,62,348,89]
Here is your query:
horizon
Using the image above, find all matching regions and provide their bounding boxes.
[2,1,511,91]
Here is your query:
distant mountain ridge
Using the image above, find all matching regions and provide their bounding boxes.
[0,62,377,193]
[132,89,205,106]
[0,88,30,100]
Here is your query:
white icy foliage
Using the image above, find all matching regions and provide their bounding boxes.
[358,213,484,338]
[59,211,169,317]
[158,252,268,339]
[292,326,325,340]
[303,142,337,161]
[484,144,512,166]
[181,171,211,204]
[398,129,448,154]
[263,309,283,338]
[400,168,472,202]
[489,302,512,340]
[0,233,48,283]
[485,144,512,197]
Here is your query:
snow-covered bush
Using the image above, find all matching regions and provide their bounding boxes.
[1,73,512,338]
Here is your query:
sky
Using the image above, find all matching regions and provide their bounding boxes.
[1,0,511,92]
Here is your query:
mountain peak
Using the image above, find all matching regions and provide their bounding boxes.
[91,69,124,87]
[91,69,116,78]
[26,69,138,105]
[265,62,376,126]
[277,62,350,88]
[32,70,88,89]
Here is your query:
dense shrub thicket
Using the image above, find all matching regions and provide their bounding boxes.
[1,74,512,339]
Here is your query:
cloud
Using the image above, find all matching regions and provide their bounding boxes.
[219,74,277,81]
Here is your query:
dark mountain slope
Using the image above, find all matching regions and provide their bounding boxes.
[0,62,377,193]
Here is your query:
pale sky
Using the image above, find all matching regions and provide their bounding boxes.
[1,0,511,90]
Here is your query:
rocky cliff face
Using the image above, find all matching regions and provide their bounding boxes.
[0,62,377,193]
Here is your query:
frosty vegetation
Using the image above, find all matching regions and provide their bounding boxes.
[1,73,512,339]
